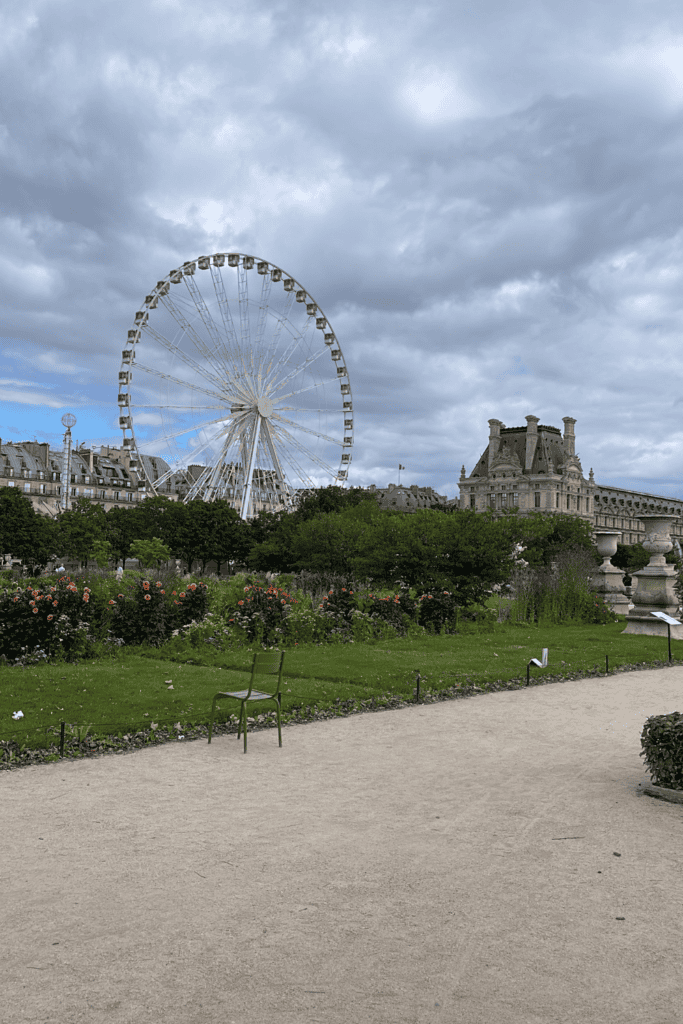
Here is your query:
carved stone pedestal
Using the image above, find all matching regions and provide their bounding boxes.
[592,531,630,614]
[622,515,683,638]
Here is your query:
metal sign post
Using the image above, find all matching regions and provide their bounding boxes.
[650,612,682,662]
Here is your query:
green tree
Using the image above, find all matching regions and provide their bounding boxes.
[495,510,598,569]
[134,495,177,544]
[90,538,113,568]
[0,488,57,574]
[200,500,251,574]
[105,505,138,567]
[247,487,377,572]
[291,485,377,521]
[55,498,108,568]
[129,537,172,569]
[612,542,650,574]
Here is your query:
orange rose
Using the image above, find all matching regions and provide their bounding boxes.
[144,594,151,601]
[32,607,38,614]
[47,614,54,621]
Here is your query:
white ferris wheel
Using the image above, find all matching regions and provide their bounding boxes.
[118,252,354,518]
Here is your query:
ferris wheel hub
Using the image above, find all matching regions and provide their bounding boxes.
[257,395,274,418]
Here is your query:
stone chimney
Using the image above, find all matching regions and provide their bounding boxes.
[524,415,539,472]
[487,419,504,473]
[562,417,576,457]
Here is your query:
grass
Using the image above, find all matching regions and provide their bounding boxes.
[1,615,680,766]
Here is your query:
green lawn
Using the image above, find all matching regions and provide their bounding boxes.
[1,616,679,763]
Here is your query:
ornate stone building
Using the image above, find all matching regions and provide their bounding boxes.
[458,415,683,545]
[0,439,283,519]
[365,483,448,511]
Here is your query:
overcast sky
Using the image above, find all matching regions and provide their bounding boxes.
[3,0,683,500]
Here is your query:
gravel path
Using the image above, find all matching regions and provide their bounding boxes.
[1,664,682,1024]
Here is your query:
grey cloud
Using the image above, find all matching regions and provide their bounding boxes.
[3,0,683,496]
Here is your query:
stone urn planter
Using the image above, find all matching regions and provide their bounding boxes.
[622,515,683,638]
[591,531,629,613]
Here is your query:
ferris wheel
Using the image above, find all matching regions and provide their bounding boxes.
[118,252,354,519]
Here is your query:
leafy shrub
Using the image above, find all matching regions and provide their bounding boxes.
[416,590,461,634]
[364,590,416,635]
[108,577,168,647]
[508,545,605,625]
[280,606,333,645]
[106,577,210,648]
[584,594,620,625]
[318,586,360,627]
[228,583,299,645]
[349,609,402,643]
[0,576,104,663]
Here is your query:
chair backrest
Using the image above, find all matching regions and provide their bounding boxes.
[246,649,285,698]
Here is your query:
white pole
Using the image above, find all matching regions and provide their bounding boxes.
[240,415,262,520]
[60,426,73,511]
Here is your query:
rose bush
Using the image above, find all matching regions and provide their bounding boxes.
[228,584,299,645]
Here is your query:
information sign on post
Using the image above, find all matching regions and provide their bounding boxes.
[650,612,682,662]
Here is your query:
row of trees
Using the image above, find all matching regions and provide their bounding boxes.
[0,483,626,601]
[0,485,377,576]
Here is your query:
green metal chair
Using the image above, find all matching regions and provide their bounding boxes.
[208,650,286,753]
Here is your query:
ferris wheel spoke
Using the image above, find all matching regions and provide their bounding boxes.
[272,436,316,490]
[136,414,232,450]
[183,274,238,385]
[203,434,238,501]
[131,404,228,411]
[210,264,251,389]
[146,421,236,491]
[159,291,230,385]
[268,346,329,395]
[141,322,222,392]
[277,376,341,400]
[271,413,344,446]
[260,417,288,498]
[258,289,295,382]
[254,271,273,373]
[262,322,315,391]
[132,361,232,405]
[271,421,339,480]
[237,264,256,383]
[262,313,319,391]
[186,433,232,500]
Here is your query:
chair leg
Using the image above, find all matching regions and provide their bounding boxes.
[242,705,248,754]
[277,696,282,747]
[208,700,216,744]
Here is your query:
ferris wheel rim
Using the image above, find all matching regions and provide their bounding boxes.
[118,251,354,516]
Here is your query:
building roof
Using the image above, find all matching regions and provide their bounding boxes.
[470,424,571,477]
